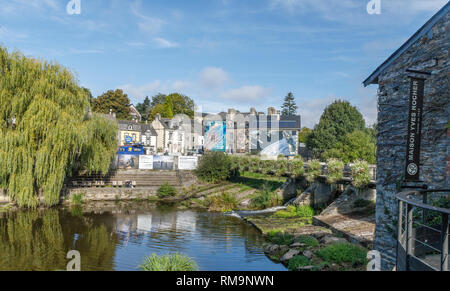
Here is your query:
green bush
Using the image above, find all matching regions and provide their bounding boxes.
[288,255,311,271]
[316,243,368,266]
[350,160,371,189]
[326,159,344,184]
[289,159,305,178]
[195,152,231,183]
[266,231,294,245]
[206,192,238,212]
[139,253,199,271]
[157,182,177,198]
[71,193,84,205]
[294,235,319,247]
[305,160,322,183]
[251,183,282,209]
[273,205,315,221]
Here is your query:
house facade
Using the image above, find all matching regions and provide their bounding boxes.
[363,3,449,270]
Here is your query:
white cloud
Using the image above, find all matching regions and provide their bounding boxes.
[119,81,162,99]
[153,37,179,48]
[131,0,165,36]
[172,80,191,91]
[219,85,272,102]
[200,67,230,89]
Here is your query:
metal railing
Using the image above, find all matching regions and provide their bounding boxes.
[396,189,449,271]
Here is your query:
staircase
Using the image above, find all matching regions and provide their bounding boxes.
[70,170,182,187]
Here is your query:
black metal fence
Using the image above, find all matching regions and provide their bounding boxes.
[396,189,449,271]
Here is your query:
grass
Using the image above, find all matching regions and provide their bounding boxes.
[288,255,311,271]
[71,193,84,205]
[250,182,282,210]
[316,243,368,267]
[273,205,315,223]
[230,171,286,192]
[266,231,294,245]
[294,235,319,247]
[139,253,199,271]
[205,192,238,212]
[157,183,177,199]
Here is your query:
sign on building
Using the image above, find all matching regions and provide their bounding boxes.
[139,155,154,170]
[117,155,139,169]
[404,77,425,181]
[178,156,198,170]
[153,156,174,170]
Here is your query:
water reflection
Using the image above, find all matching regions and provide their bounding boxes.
[0,202,286,271]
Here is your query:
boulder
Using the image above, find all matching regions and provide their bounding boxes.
[290,242,306,248]
[321,236,348,245]
[302,250,313,260]
[297,265,314,271]
[280,249,300,261]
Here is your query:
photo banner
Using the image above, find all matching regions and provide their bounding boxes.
[404,77,425,181]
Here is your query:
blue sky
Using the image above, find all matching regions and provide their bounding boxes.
[0,0,447,127]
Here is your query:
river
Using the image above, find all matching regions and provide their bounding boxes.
[0,202,286,271]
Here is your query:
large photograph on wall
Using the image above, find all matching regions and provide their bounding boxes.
[117,154,139,169]
[204,121,226,152]
[259,130,298,156]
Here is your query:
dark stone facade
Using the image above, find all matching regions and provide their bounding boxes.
[371,11,449,269]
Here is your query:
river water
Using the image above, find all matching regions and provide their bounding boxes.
[0,202,286,271]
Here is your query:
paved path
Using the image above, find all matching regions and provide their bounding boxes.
[313,211,375,248]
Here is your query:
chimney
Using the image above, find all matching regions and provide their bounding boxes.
[250,107,257,115]
[268,107,276,115]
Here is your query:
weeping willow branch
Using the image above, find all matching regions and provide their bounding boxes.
[0,46,117,208]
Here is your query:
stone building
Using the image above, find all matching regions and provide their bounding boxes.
[363,3,449,270]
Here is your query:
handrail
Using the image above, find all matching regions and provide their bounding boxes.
[396,190,450,215]
[396,189,449,271]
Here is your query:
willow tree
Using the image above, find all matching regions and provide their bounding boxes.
[0,47,117,208]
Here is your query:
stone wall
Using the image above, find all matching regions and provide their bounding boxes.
[374,12,449,270]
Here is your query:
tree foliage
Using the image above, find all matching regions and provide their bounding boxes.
[195,152,231,183]
[298,127,312,143]
[92,89,131,120]
[306,100,365,158]
[149,93,195,120]
[135,96,151,121]
[322,130,376,164]
[0,46,117,208]
[281,92,297,116]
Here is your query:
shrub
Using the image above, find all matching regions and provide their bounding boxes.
[139,253,199,271]
[206,192,238,212]
[326,159,344,184]
[305,160,322,183]
[316,243,368,266]
[275,159,288,177]
[261,159,276,175]
[288,255,311,271]
[251,183,282,209]
[157,182,177,198]
[350,160,371,189]
[266,231,294,245]
[195,152,231,183]
[294,235,319,247]
[288,159,305,178]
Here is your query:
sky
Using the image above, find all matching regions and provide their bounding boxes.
[0,0,448,128]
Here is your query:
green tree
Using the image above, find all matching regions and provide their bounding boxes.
[0,46,117,208]
[136,96,151,121]
[149,93,195,120]
[281,92,298,116]
[298,127,313,143]
[306,100,365,158]
[92,89,131,120]
[322,130,376,164]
